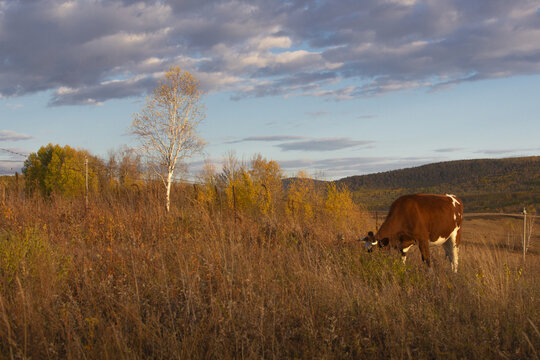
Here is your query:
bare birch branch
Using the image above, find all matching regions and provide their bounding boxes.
[129,66,206,211]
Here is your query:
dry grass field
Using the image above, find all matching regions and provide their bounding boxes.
[0,186,539,359]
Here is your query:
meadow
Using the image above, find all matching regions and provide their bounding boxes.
[0,177,539,359]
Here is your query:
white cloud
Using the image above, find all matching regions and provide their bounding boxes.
[306,110,329,117]
[475,148,540,155]
[435,148,466,153]
[256,36,292,50]
[1,0,540,105]
[278,155,443,179]
[278,138,375,152]
[5,103,22,110]
[226,135,306,144]
[0,130,33,141]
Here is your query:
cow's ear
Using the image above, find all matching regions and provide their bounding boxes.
[380,238,389,247]
[368,231,374,237]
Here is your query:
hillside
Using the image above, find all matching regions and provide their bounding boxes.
[336,156,540,212]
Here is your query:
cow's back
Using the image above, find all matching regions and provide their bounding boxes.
[381,194,463,242]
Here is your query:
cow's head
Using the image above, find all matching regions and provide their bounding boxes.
[360,231,389,252]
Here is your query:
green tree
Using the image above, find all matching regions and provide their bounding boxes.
[22,144,101,197]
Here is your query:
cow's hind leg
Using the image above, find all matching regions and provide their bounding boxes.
[453,229,461,272]
[443,231,460,272]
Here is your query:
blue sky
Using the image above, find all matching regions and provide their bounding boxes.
[1,0,540,179]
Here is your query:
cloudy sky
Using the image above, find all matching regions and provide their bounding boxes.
[1,0,540,179]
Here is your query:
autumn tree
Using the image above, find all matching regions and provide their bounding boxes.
[196,161,220,205]
[324,182,366,236]
[107,146,143,188]
[216,154,283,217]
[249,154,282,216]
[131,66,205,212]
[220,153,256,214]
[22,143,101,197]
[286,171,320,224]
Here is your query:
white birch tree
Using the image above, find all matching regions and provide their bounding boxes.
[131,66,205,212]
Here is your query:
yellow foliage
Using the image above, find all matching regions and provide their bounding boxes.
[286,171,318,223]
[249,154,282,215]
[0,228,71,290]
[217,154,284,217]
[225,168,258,213]
[0,205,14,223]
[324,182,358,230]
[197,183,217,205]
[196,162,218,205]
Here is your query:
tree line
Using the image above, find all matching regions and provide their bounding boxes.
[337,156,540,213]
[19,143,144,198]
[338,156,540,192]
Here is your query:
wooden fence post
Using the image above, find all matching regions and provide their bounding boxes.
[85,156,89,210]
[14,172,20,199]
[523,208,527,263]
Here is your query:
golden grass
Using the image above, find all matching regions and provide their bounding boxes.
[0,188,539,359]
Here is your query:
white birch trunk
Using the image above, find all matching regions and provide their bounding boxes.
[166,170,173,212]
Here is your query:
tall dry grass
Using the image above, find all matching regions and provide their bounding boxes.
[0,183,539,359]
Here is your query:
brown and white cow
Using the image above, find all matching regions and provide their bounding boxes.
[362,194,463,272]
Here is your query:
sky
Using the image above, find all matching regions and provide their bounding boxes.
[1,0,540,180]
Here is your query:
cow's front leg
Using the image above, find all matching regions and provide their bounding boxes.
[399,235,415,265]
[418,239,431,267]
[400,243,414,264]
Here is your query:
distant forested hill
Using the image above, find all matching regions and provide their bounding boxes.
[335,156,540,212]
